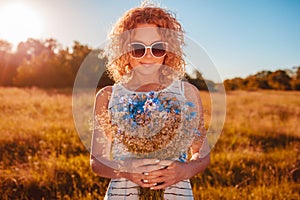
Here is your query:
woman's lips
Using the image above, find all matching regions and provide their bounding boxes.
[140,62,155,67]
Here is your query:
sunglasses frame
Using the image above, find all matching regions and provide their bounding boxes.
[128,41,168,59]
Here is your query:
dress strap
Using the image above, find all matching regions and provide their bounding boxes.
[180,80,185,96]
[108,84,117,110]
[172,79,185,96]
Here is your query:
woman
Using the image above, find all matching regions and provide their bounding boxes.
[91,3,210,199]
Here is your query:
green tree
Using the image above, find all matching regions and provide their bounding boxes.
[14,40,96,88]
[267,70,292,90]
[14,39,65,87]
[297,67,300,79]
[185,69,215,91]
[291,66,300,90]
[0,40,13,85]
[245,71,271,90]
[224,77,245,91]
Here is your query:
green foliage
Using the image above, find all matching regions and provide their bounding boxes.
[0,38,109,88]
[0,88,299,199]
[2,38,298,91]
[185,70,216,91]
[13,40,93,88]
[0,40,18,86]
[225,68,300,91]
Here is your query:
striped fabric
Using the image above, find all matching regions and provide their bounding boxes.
[104,80,194,199]
[104,178,194,200]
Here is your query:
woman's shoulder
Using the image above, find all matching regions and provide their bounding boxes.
[182,80,199,93]
[95,86,113,100]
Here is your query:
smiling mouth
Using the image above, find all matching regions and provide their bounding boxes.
[140,62,156,66]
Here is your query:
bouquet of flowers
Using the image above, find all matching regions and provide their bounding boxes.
[110,90,200,156]
[100,86,202,199]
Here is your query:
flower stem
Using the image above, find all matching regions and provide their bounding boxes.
[138,186,165,200]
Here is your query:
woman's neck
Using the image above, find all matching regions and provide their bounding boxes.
[126,71,161,90]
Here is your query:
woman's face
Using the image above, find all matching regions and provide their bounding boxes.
[128,24,166,75]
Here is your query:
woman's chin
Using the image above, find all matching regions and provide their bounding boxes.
[133,64,161,74]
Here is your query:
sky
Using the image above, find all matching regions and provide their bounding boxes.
[0,0,299,80]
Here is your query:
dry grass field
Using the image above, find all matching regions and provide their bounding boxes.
[0,87,299,199]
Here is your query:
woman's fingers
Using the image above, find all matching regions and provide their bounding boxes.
[127,173,159,188]
[158,160,173,166]
[139,158,160,165]
[140,162,187,189]
[120,159,181,188]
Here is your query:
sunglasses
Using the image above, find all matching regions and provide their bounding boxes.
[128,41,168,58]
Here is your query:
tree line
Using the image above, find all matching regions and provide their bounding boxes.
[224,68,300,91]
[0,38,299,91]
[0,38,213,90]
[0,38,96,88]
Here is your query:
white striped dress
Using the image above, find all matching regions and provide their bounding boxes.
[104,80,196,199]
[104,178,194,199]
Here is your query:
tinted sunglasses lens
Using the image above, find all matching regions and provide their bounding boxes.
[152,43,166,57]
[130,43,145,58]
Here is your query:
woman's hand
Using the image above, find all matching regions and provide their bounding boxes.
[140,155,210,190]
[120,159,172,187]
[139,161,190,189]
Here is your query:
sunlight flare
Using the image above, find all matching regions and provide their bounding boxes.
[0,3,43,47]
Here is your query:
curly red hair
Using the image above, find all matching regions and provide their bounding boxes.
[105,4,185,82]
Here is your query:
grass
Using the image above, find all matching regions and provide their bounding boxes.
[0,87,299,199]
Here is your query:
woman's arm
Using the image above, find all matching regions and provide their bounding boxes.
[90,86,118,178]
[187,81,211,177]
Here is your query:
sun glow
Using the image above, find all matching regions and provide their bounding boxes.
[0,3,43,48]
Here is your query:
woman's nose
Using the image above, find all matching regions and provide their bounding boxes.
[144,48,153,58]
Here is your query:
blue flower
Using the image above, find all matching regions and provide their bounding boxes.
[158,104,164,111]
[190,112,196,117]
[123,114,131,120]
[132,101,138,106]
[131,121,137,127]
[153,97,159,104]
[193,129,201,136]
[185,114,193,120]
[148,91,155,97]
[178,153,187,162]
[185,102,195,107]
[174,109,180,114]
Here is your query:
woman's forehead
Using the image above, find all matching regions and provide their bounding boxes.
[131,25,161,44]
